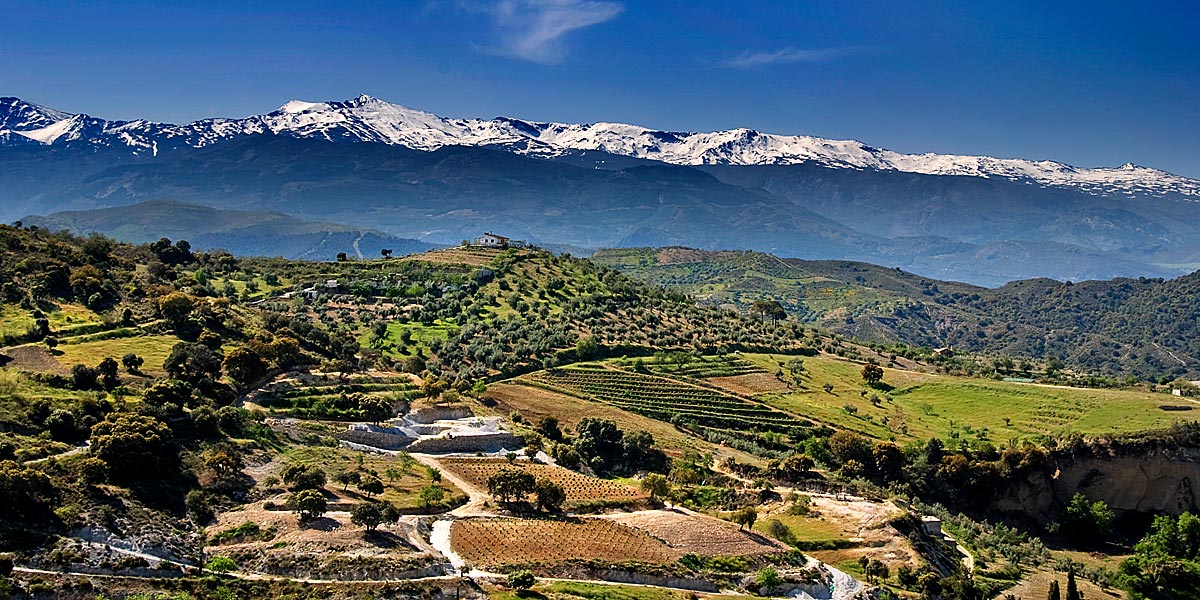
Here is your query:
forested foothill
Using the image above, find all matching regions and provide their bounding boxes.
[1,224,1198,598]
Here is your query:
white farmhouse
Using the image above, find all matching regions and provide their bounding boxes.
[477,232,510,248]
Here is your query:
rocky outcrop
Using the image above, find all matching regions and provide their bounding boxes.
[406,404,473,424]
[998,442,1200,519]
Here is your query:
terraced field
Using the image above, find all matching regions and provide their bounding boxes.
[254,372,420,420]
[0,302,105,345]
[642,355,767,378]
[524,366,808,437]
[438,458,646,503]
[450,517,680,566]
[404,246,503,266]
[605,510,786,556]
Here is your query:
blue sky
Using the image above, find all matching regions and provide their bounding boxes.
[3,0,1198,177]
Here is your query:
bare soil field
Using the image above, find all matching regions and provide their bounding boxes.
[603,510,786,556]
[405,247,502,266]
[450,517,680,567]
[205,497,442,580]
[0,345,68,374]
[705,372,792,395]
[768,495,919,571]
[437,457,645,503]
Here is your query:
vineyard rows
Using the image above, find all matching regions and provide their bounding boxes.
[526,368,805,434]
[450,518,680,566]
[646,356,766,379]
[438,458,645,502]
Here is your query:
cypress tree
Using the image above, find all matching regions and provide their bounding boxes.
[1065,570,1081,600]
[1047,579,1061,600]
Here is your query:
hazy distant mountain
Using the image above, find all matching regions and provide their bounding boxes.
[593,247,1200,379]
[3,94,1199,286]
[22,200,434,260]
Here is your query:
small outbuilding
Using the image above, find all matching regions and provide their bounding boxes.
[920,516,943,537]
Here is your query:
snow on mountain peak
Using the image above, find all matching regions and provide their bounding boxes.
[0,97,74,130]
[278,100,329,114]
[2,94,1197,199]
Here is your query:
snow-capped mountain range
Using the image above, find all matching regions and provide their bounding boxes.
[2,94,1198,199]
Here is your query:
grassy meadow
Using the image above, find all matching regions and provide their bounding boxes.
[739,353,1189,442]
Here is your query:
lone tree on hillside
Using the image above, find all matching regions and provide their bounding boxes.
[861,362,884,386]
[507,570,536,591]
[335,470,361,491]
[750,300,788,325]
[223,346,268,387]
[289,489,328,521]
[534,478,566,513]
[487,468,536,505]
[419,484,445,508]
[351,501,398,531]
[640,473,670,499]
[122,353,144,374]
[358,396,393,424]
[733,506,758,530]
[357,475,384,498]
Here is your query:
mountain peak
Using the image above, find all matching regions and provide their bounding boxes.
[0,96,73,130]
[1,94,1196,199]
[277,99,329,114]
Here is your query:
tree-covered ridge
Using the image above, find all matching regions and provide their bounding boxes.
[593,247,1200,379]
[252,247,817,387]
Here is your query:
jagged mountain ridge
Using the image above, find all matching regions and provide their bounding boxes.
[2,95,1197,199]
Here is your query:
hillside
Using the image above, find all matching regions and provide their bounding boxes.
[22,199,435,260]
[592,247,1200,379]
[1,224,1198,599]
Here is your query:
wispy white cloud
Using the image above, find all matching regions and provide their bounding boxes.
[460,0,623,64]
[721,46,861,68]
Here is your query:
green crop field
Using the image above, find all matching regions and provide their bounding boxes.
[0,302,106,344]
[753,513,849,545]
[736,353,1191,442]
[53,334,181,374]
[359,319,459,358]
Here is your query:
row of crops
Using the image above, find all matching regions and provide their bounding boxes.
[643,355,767,378]
[450,518,680,566]
[525,367,808,436]
[438,458,645,502]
